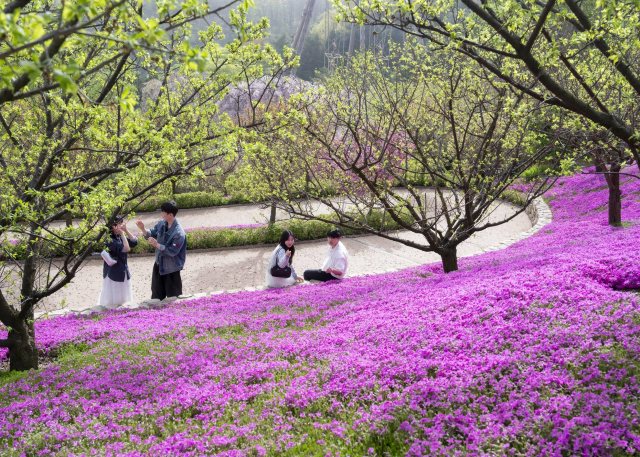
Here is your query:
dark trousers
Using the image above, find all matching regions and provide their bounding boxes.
[151,263,183,300]
[303,269,336,282]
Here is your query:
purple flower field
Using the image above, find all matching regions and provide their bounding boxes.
[1,170,640,455]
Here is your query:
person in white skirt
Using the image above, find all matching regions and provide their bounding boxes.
[97,217,138,306]
[265,230,305,288]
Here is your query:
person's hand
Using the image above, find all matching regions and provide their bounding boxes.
[296,277,304,283]
[113,227,124,236]
[148,237,159,248]
[136,219,145,231]
[285,250,291,257]
[325,268,333,275]
[121,221,128,232]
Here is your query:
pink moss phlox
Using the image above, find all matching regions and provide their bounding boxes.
[2,169,640,455]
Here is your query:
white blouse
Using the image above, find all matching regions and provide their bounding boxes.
[265,245,298,288]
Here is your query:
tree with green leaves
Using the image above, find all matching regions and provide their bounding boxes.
[332,0,640,223]
[241,48,565,273]
[0,0,296,371]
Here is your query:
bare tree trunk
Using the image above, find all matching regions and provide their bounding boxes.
[596,160,622,225]
[171,179,176,196]
[270,200,277,225]
[63,191,73,227]
[609,163,622,225]
[439,247,458,273]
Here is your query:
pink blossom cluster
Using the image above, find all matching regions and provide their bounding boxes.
[1,169,640,455]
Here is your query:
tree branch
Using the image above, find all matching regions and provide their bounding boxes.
[523,0,556,53]
[0,17,79,105]
[3,0,32,14]
[95,51,131,104]
[564,0,640,97]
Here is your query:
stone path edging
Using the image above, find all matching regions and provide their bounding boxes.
[482,197,552,253]
[35,197,552,319]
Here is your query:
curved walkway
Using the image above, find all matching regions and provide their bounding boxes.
[36,197,552,316]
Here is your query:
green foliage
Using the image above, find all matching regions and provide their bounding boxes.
[499,189,528,207]
[0,0,297,371]
[2,211,406,260]
[333,0,640,166]
[239,46,561,273]
[521,164,550,182]
[0,369,30,386]
[132,210,405,252]
[129,191,253,212]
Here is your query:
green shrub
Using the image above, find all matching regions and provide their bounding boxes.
[2,211,410,260]
[127,191,252,213]
[521,164,550,182]
[128,211,407,255]
[2,227,102,261]
[500,189,528,206]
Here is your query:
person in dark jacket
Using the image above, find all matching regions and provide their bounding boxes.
[135,200,187,300]
[97,216,138,307]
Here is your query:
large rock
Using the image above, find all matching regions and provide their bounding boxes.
[48,308,72,316]
[121,302,140,310]
[81,305,106,315]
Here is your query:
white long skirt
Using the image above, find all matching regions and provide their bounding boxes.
[97,277,133,307]
[265,271,296,289]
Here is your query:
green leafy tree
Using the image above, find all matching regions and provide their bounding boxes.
[242,49,565,273]
[0,0,295,371]
[333,0,640,223]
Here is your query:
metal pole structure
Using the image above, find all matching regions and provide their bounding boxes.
[347,0,360,61]
[297,0,316,56]
[291,0,316,77]
[348,23,357,57]
[291,1,310,52]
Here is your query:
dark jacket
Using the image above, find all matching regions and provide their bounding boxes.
[146,219,187,275]
[102,235,138,282]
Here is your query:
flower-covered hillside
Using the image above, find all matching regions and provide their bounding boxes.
[1,170,640,456]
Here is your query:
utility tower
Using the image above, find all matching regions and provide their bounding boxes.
[347,0,363,57]
[290,0,317,77]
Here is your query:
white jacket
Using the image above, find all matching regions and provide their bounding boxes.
[265,245,298,288]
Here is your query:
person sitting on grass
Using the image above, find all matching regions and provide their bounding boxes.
[266,229,305,289]
[135,200,186,300]
[303,228,348,282]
